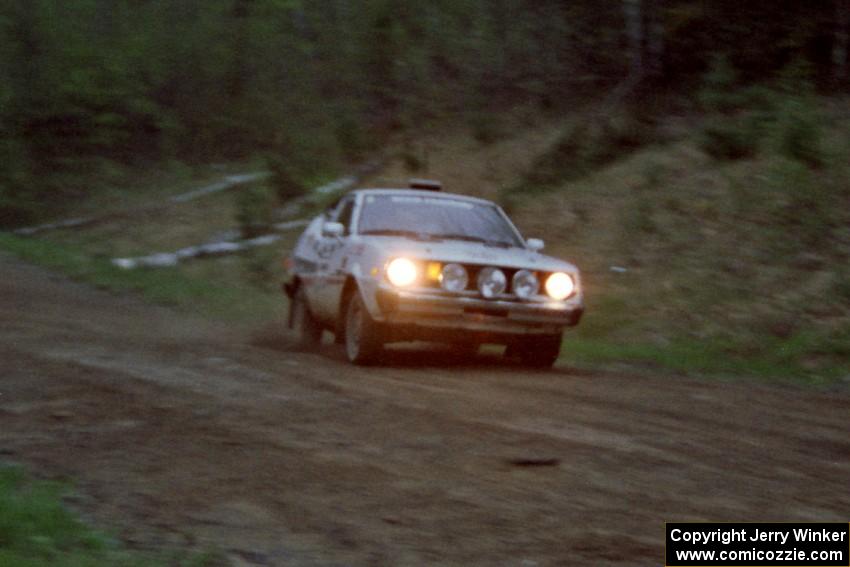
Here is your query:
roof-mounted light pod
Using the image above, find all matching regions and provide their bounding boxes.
[408,178,442,191]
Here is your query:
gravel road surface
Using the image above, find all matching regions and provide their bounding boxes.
[1,254,848,565]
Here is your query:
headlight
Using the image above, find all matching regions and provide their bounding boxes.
[386,258,418,287]
[545,272,575,300]
[477,267,506,298]
[512,269,539,299]
[440,263,468,292]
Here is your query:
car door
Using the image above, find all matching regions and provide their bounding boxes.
[311,195,356,322]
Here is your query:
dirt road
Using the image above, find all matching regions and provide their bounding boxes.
[1,254,848,565]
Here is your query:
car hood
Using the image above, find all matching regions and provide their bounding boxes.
[357,236,578,273]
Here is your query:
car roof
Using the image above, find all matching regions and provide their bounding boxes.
[352,188,496,206]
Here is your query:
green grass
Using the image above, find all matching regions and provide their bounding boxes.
[559,274,849,386]
[566,317,849,387]
[0,233,282,324]
[0,464,222,567]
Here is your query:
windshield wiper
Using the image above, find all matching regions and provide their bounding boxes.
[432,233,513,248]
[360,229,439,241]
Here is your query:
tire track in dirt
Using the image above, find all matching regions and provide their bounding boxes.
[1,254,849,565]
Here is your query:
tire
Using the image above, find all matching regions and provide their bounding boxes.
[291,286,322,347]
[344,291,384,365]
[506,333,562,369]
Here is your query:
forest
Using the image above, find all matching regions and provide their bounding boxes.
[2,6,850,566]
[1,0,849,226]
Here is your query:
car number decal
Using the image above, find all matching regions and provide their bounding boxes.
[311,238,343,259]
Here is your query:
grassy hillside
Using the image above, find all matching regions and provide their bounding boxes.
[501,99,850,383]
[375,90,850,383]
[2,89,848,384]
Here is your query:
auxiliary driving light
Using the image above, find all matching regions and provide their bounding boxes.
[477,267,507,298]
[512,269,539,299]
[386,258,418,287]
[545,272,574,300]
[440,263,468,292]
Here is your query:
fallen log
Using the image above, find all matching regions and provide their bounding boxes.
[111,221,309,269]
[109,157,386,270]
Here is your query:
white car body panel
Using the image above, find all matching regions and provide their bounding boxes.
[286,188,584,343]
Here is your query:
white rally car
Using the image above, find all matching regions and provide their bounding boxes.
[283,180,584,367]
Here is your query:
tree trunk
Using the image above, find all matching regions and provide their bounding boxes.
[834,0,850,83]
[623,0,644,77]
[646,0,664,77]
[228,0,253,100]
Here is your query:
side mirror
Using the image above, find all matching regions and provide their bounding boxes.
[526,238,545,252]
[322,222,344,238]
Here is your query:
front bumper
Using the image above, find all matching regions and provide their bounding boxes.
[374,286,583,336]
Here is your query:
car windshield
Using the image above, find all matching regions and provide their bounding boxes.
[357,194,523,248]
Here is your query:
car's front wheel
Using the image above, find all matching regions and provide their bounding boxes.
[506,333,562,368]
[344,292,384,365]
[291,286,322,347]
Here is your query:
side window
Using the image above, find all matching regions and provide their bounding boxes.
[335,199,355,235]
